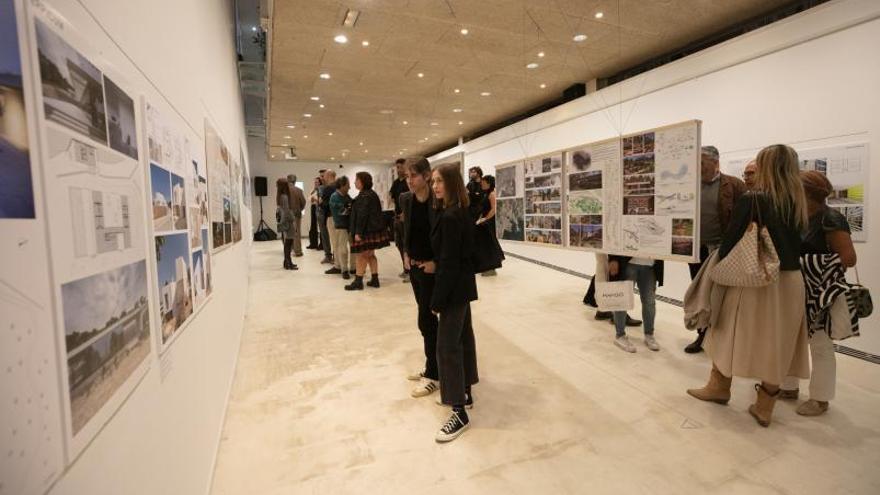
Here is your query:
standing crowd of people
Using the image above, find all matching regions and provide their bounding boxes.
[274,141,865,439]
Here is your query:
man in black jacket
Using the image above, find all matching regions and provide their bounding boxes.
[390,158,410,281]
[399,157,440,398]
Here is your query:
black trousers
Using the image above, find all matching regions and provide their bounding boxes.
[410,266,439,380]
[308,204,319,247]
[283,236,293,264]
[437,302,479,405]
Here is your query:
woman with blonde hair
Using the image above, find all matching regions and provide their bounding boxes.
[687,144,810,427]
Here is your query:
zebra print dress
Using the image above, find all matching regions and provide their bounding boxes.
[801,253,860,340]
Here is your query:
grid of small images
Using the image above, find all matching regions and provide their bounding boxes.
[567,147,604,249]
[622,131,655,216]
[524,154,563,245]
[495,162,525,241]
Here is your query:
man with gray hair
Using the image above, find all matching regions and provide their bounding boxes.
[684,145,747,353]
[286,174,306,257]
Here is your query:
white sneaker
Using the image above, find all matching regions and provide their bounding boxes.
[406,370,426,381]
[614,335,636,353]
[435,410,470,443]
[411,379,439,398]
[644,335,660,351]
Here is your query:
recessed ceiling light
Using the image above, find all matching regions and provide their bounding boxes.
[453,108,462,113]
[251,27,257,32]
[283,143,289,146]
[460,28,469,35]
[361,40,370,47]
[379,109,394,114]
[319,73,330,79]
[328,132,333,136]
[303,113,312,117]
[343,9,360,27]
[310,96,320,101]
[430,122,439,126]
[537,51,545,58]
[540,83,546,89]
[364,150,368,153]
[331,156,336,160]
[319,104,325,108]
[402,121,408,125]
[458,121,463,125]
[334,34,348,44]
[284,135,291,139]
[286,124,295,128]
[417,72,424,78]
[303,135,308,138]
[480,91,491,96]
[595,12,604,19]
[526,62,539,69]
[271,154,276,158]
[359,141,364,146]
[573,34,588,42]
[454,88,460,94]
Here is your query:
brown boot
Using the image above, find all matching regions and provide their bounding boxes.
[748,383,780,427]
[687,365,732,405]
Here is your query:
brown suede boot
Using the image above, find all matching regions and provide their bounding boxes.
[748,383,780,427]
[687,365,732,405]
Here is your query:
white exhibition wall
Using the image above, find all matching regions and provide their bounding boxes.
[430,0,880,355]
[0,0,252,494]
[247,136,396,232]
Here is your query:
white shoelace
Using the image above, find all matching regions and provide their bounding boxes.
[441,412,462,434]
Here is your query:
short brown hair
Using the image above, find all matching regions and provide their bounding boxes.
[433,163,469,209]
[406,156,431,176]
[355,171,373,190]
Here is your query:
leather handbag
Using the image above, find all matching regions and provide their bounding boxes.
[711,195,780,287]
[852,267,873,318]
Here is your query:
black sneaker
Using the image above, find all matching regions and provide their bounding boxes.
[342,271,351,280]
[325,267,342,274]
[435,409,470,443]
[367,277,380,288]
[344,278,364,291]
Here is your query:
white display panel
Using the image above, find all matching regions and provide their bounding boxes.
[205,119,233,251]
[524,152,564,245]
[25,5,154,461]
[494,160,525,242]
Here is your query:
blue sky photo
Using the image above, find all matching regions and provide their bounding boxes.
[156,232,190,289]
[150,163,171,205]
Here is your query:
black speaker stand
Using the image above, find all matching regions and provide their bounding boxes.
[253,196,277,241]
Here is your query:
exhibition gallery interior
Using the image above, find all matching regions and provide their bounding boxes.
[2,0,880,493]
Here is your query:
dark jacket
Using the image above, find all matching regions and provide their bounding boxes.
[320,184,337,216]
[717,173,748,235]
[607,256,665,287]
[400,190,438,255]
[719,192,802,271]
[430,205,478,312]
[350,189,385,237]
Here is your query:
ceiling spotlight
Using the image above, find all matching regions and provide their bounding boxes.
[526,62,539,69]
[303,135,309,138]
[364,150,369,153]
[460,28,469,35]
[573,34,588,42]
[331,156,336,160]
[282,143,289,146]
[271,154,276,158]
[284,135,291,139]
[286,124,295,128]
[430,122,439,126]
[402,120,408,125]
[343,9,360,27]
[379,109,394,114]
[480,91,491,96]
[303,113,312,117]
[310,96,320,101]
[454,88,460,94]
[251,26,257,32]
[540,83,547,89]
[362,40,370,47]
[595,12,604,19]
[319,73,331,79]
[334,34,348,44]
[359,141,363,146]
[458,121,463,125]
[537,51,545,58]
[319,104,325,108]
[453,108,462,113]
[328,132,334,136]
[417,72,424,78]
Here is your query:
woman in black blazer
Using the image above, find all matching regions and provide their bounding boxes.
[430,163,479,443]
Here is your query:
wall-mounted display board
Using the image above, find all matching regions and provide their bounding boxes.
[205,119,235,251]
[29,8,154,460]
[564,120,702,263]
[725,142,869,242]
[144,100,212,351]
[524,153,563,245]
[494,161,525,241]
[0,1,66,493]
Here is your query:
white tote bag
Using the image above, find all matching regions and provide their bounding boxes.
[596,280,634,312]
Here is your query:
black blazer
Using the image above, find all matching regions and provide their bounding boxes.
[607,255,665,287]
[400,190,438,255]
[430,205,478,312]
[350,189,385,237]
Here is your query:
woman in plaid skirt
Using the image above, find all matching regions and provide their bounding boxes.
[345,171,391,290]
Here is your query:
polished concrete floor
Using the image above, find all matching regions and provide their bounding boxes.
[211,241,880,494]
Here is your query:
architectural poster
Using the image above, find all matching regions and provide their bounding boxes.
[567,139,618,250]
[524,153,563,245]
[495,161,524,241]
[205,119,232,250]
[30,13,152,458]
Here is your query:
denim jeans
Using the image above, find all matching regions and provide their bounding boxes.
[614,264,656,337]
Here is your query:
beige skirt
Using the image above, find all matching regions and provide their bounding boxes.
[706,270,810,384]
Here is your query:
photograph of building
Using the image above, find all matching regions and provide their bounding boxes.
[155,232,193,342]
[192,249,207,307]
[0,0,35,219]
[60,260,151,434]
[35,19,107,143]
[171,172,187,231]
[104,76,138,160]
[201,228,212,296]
[150,163,172,231]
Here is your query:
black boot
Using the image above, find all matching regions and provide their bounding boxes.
[595,311,613,321]
[684,329,706,353]
[625,314,642,327]
[367,274,380,288]
[345,276,364,291]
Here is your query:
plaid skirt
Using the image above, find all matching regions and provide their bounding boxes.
[351,230,391,253]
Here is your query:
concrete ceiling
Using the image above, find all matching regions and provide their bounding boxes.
[267,0,791,162]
